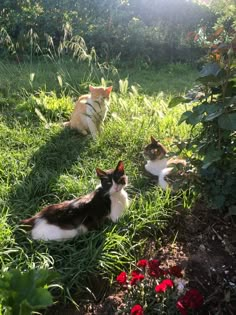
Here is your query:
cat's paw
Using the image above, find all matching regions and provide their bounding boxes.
[81,130,88,135]
[63,121,70,127]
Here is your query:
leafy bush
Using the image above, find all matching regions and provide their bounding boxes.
[169,27,236,211]
[0,269,57,315]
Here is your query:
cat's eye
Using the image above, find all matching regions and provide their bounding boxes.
[102,178,112,185]
[118,178,125,185]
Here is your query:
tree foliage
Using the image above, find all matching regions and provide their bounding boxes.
[0,0,214,63]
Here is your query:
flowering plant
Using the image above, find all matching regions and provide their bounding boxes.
[116,259,204,315]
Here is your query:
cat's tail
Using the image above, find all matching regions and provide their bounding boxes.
[167,158,186,167]
[158,167,173,190]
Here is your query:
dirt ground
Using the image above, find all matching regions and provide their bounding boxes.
[47,202,236,315]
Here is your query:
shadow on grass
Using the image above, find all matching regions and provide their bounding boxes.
[8,125,91,218]
[2,103,119,299]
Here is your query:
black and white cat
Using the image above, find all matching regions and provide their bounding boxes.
[21,161,129,241]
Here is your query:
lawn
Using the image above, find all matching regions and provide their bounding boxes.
[0,59,199,308]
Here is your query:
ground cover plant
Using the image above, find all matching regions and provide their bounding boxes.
[0,269,58,315]
[0,57,200,313]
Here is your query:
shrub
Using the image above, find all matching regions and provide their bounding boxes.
[169,27,236,212]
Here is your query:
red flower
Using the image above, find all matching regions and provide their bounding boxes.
[176,288,204,314]
[116,271,127,285]
[148,259,160,268]
[155,279,174,293]
[148,259,163,278]
[137,259,148,268]
[184,289,204,309]
[169,265,183,278]
[130,270,145,285]
[162,279,174,287]
[130,304,144,315]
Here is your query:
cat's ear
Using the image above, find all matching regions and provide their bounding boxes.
[89,85,95,93]
[115,160,124,174]
[105,86,113,96]
[96,168,107,178]
[150,135,158,144]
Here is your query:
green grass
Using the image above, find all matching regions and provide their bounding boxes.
[120,63,198,95]
[0,59,198,304]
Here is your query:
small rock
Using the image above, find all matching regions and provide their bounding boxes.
[199,244,206,251]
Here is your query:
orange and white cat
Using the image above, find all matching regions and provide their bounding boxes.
[144,136,186,190]
[64,85,112,138]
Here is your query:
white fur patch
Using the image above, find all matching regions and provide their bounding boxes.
[109,189,129,222]
[145,159,174,190]
[31,218,88,241]
[158,167,173,190]
[145,158,168,176]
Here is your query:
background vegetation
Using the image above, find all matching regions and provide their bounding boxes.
[0,0,215,64]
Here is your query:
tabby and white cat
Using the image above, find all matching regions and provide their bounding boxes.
[21,161,128,241]
[64,85,112,138]
[144,136,186,190]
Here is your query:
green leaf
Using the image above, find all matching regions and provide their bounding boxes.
[199,62,222,78]
[168,96,191,108]
[204,103,222,114]
[28,288,53,308]
[187,112,205,125]
[178,111,192,124]
[0,269,56,313]
[19,300,33,315]
[33,269,58,288]
[202,149,222,169]
[197,62,224,85]
[178,108,206,125]
[192,103,208,114]
[204,109,223,121]
[218,112,236,130]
